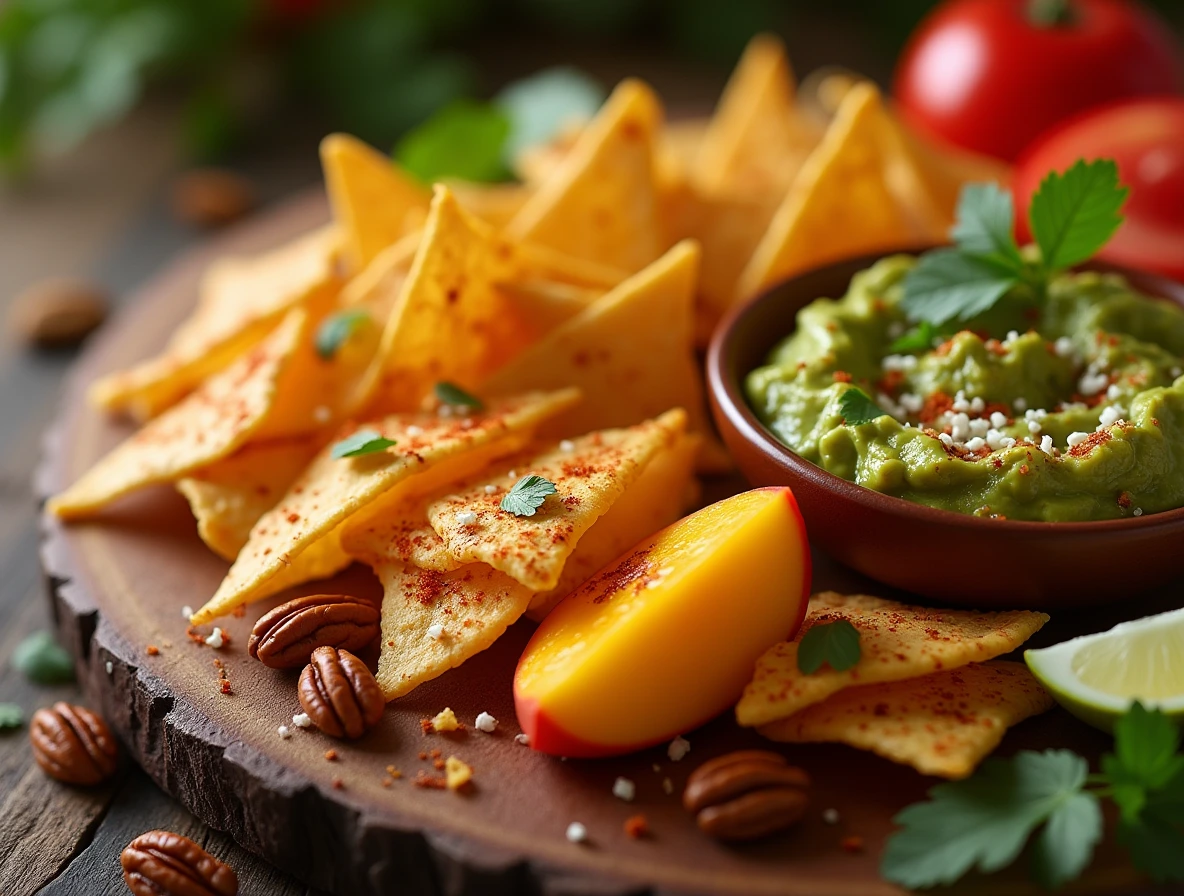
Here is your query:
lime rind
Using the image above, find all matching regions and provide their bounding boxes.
[1025,606,1184,733]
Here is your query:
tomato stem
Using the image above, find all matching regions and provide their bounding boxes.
[1028,0,1076,27]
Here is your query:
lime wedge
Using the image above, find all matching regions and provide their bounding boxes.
[1025,607,1184,732]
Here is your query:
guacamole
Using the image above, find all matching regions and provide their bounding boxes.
[746,256,1184,521]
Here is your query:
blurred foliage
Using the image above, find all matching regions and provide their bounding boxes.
[0,0,1179,173]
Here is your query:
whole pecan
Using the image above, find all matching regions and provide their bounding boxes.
[683,750,810,841]
[248,594,380,669]
[298,646,384,739]
[29,702,118,785]
[121,830,238,896]
[8,278,108,348]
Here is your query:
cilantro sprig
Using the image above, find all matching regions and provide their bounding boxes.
[901,159,1128,326]
[330,429,396,459]
[882,702,1184,890]
[500,474,557,517]
[837,388,887,427]
[434,381,484,411]
[315,309,371,360]
[797,620,861,675]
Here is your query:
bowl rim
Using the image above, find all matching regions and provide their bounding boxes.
[706,250,1184,534]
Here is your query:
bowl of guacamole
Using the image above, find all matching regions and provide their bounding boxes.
[707,252,1184,607]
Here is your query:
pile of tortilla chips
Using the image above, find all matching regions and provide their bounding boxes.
[737,593,1054,779]
[49,35,1006,698]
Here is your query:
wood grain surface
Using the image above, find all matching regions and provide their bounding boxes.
[33,187,1184,896]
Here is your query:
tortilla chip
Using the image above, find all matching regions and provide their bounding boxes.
[50,311,308,519]
[735,592,1050,729]
[177,439,321,560]
[661,118,709,174]
[321,133,430,274]
[190,389,580,624]
[758,661,1054,779]
[90,226,341,421]
[447,179,533,229]
[507,79,663,273]
[373,560,534,700]
[734,83,946,304]
[693,33,817,198]
[482,240,709,446]
[340,230,421,312]
[513,121,585,186]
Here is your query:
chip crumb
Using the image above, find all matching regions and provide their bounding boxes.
[146,645,159,656]
[427,624,445,641]
[624,814,649,839]
[430,748,442,759]
[418,751,428,760]
[277,725,291,739]
[331,777,344,791]
[433,758,445,770]
[514,733,530,746]
[385,765,402,779]
[324,749,339,762]
[565,822,588,844]
[420,719,434,735]
[823,808,840,825]
[381,776,394,788]
[445,756,473,791]
[205,627,225,649]
[292,712,312,728]
[612,777,636,802]
[474,712,498,733]
[413,770,447,789]
[431,707,460,732]
[455,511,478,526]
[181,605,194,619]
[841,836,864,853]
[667,736,690,761]
[662,777,673,796]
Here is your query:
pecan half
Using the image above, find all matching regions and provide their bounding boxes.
[29,702,118,785]
[298,646,384,739]
[8,278,108,348]
[121,830,238,896]
[248,594,380,669]
[683,750,809,841]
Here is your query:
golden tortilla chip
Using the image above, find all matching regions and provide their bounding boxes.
[734,83,946,304]
[507,79,664,273]
[736,592,1049,729]
[447,179,533,229]
[758,661,1054,779]
[339,230,421,312]
[90,226,341,421]
[513,121,585,186]
[482,240,709,446]
[177,439,321,560]
[50,311,308,519]
[693,33,818,198]
[374,560,534,700]
[321,133,430,274]
[190,389,580,624]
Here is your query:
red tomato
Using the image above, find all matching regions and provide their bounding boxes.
[1013,97,1184,280]
[894,0,1183,161]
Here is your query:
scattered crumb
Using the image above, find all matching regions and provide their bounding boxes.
[219,680,232,695]
[181,605,194,619]
[514,733,530,746]
[105,661,113,676]
[429,748,441,759]
[433,758,446,770]
[431,708,459,732]
[385,765,402,779]
[381,777,394,788]
[841,836,864,854]
[667,736,690,762]
[185,626,206,646]
[823,808,840,825]
[146,645,160,656]
[292,713,312,728]
[474,712,498,733]
[612,777,636,802]
[232,604,246,619]
[324,749,339,762]
[455,511,478,526]
[624,815,649,839]
[445,756,473,791]
[426,624,445,641]
[161,641,172,649]
[565,822,588,844]
[413,771,447,789]
[331,777,344,791]
[483,484,497,495]
[213,658,232,695]
[277,725,291,739]
[205,627,225,649]
[420,719,434,735]
[662,777,673,796]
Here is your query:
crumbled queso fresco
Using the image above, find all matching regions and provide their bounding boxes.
[747,256,1184,522]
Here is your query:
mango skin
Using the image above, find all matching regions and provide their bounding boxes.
[514,487,811,758]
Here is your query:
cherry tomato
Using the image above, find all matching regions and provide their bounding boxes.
[1013,97,1184,280]
[894,0,1183,161]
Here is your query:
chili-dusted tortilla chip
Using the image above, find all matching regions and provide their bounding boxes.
[758,661,1055,779]
[736,592,1050,729]
[177,439,321,560]
[190,389,580,624]
[482,241,709,447]
[356,186,621,416]
[321,133,430,274]
[507,79,663,273]
[342,410,688,593]
[50,311,309,519]
[692,33,818,198]
[90,225,341,421]
[734,83,947,304]
[373,560,534,700]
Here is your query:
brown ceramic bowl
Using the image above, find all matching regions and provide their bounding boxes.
[707,252,1184,608]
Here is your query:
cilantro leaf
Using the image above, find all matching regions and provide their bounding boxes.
[394,100,512,184]
[500,474,556,517]
[434,381,484,411]
[1029,159,1128,273]
[1118,813,1184,883]
[1112,701,1184,791]
[315,309,371,360]
[901,249,1020,326]
[881,750,1090,890]
[796,620,861,674]
[330,429,396,459]
[836,388,887,427]
[888,321,938,354]
[494,67,604,161]
[950,182,1024,271]
[0,703,23,730]
[1029,791,1103,890]
[12,631,74,685]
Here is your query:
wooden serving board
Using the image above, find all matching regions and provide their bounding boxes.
[37,189,1178,896]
